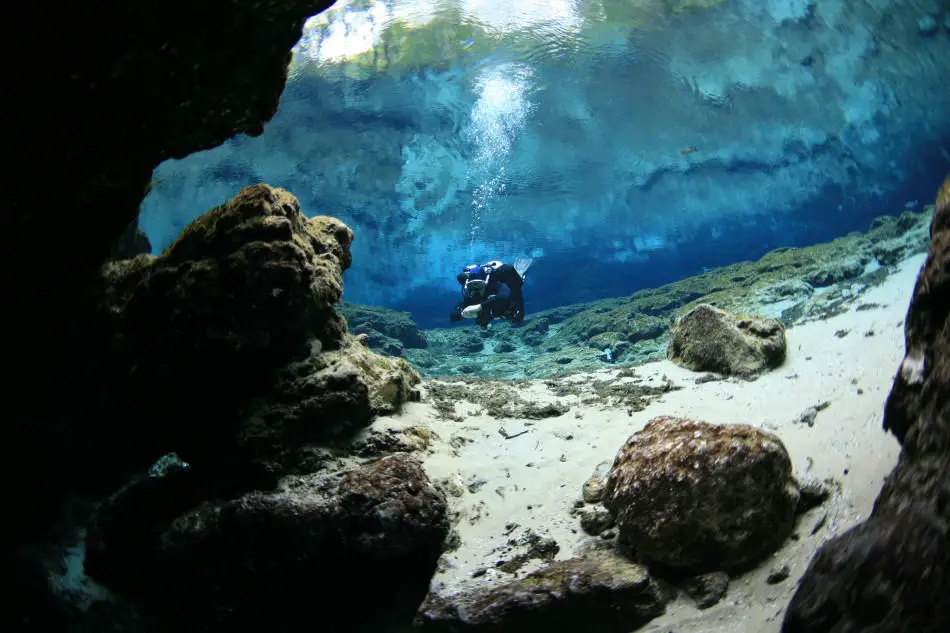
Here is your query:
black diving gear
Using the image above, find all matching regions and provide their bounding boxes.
[450,259,531,328]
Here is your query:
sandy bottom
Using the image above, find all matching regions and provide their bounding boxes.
[368,253,924,632]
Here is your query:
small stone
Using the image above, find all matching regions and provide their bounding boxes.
[767,564,791,585]
[579,505,616,536]
[682,571,730,609]
[796,476,835,513]
[581,460,613,503]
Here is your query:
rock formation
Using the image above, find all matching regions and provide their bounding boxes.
[603,415,801,573]
[667,303,787,377]
[86,453,448,633]
[783,177,950,632]
[415,552,666,633]
[72,184,419,488]
[4,4,337,626]
[7,183,422,631]
[338,302,429,356]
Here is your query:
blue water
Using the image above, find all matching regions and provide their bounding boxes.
[140,0,950,330]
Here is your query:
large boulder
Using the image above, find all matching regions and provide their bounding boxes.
[4,0,338,555]
[415,552,666,633]
[603,415,800,573]
[79,184,356,477]
[783,178,950,632]
[667,303,786,377]
[86,453,448,633]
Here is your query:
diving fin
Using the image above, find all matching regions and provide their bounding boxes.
[513,257,534,280]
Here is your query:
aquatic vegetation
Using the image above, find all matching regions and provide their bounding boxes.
[389,205,933,379]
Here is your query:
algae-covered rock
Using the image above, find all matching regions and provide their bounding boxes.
[238,334,421,474]
[415,552,666,632]
[603,416,800,572]
[89,185,423,482]
[520,317,550,347]
[558,307,668,349]
[667,303,786,377]
[803,255,870,287]
[338,301,428,354]
[90,185,355,471]
[87,454,448,633]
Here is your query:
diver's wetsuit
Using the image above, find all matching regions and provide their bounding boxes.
[450,262,525,328]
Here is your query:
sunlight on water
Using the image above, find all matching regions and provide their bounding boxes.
[142,0,950,323]
[467,63,535,251]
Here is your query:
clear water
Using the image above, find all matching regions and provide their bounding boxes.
[140,0,950,329]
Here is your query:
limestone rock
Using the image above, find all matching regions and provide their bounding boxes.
[415,552,666,632]
[667,303,786,377]
[581,460,613,503]
[578,505,615,536]
[237,334,421,474]
[338,301,429,355]
[84,185,359,473]
[603,415,800,572]
[783,177,950,632]
[883,178,950,444]
[86,454,448,632]
[804,255,869,287]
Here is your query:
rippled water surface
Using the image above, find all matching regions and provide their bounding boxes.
[142,0,950,324]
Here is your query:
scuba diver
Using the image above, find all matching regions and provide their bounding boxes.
[450,258,534,329]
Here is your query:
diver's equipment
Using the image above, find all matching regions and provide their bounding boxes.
[461,263,492,300]
[463,277,488,300]
[461,304,482,319]
[513,257,534,280]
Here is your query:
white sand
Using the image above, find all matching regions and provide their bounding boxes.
[370,252,925,632]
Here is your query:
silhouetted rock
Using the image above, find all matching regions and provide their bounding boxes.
[603,416,800,573]
[87,454,448,633]
[415,552,666,633]
[783,177,950,633]
[109,218,152,260]
[4,0,337,557]
[667,303,786,377]
[77,184,361,481]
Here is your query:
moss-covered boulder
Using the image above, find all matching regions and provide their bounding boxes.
[603,416,800,573]
[667,303,786,377]
[520,316,551,347]
[338,302,428,356]
[85,184,420,481]
[415,552,666,632]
